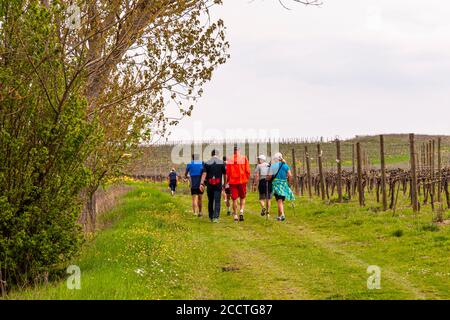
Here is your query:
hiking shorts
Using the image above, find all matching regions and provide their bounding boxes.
[274,193,286,201]
[258,179,273,200]
[229,184,247,200]
[191,188,204,195]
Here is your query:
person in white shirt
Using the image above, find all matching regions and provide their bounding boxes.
[254,155,272,216]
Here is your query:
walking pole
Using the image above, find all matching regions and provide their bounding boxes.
[265,179,269,221]
[265,159,272,221]
[290,201,296,216]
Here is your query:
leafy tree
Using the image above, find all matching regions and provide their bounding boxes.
[76,0,229,229]
[0,0,318,291]
[0,0,229,289]
[0,1,96,290]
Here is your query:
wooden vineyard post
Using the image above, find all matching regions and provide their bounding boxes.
[416,154,420,178]
[352,144,356,174]
[365,150,369,172]
[291,148,299,196]
[380,135,388,211]
[428,141,432,204]
[362,150,366,172]
[446,178,450,210]
[409,134,419,212]
[426,142,430,205]
[352,144,356,196]
[366,152,370,172]
[421,143,426,172]
[429,140,435,210]
[437,138,442,203]
[305,146,313,198]
[303,150,306,175]
[336,139,343,203]
[317,143,326,201]
[356,142,365,206]
[432,140,436,200]
[366,151,369,173]
[418,144,421,172]
[423,144,426,172]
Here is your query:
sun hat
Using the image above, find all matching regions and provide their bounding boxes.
[273,152,283,161]
[257,154,266,161]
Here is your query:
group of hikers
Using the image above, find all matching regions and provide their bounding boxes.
[167,147,295,223]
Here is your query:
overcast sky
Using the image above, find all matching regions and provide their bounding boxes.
[168,0,450,141]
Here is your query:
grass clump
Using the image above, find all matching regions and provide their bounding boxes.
[391,229,404,237]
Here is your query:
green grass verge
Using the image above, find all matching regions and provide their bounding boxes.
[8,182,450,300]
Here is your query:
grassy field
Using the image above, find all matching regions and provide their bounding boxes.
[8,181,450,300]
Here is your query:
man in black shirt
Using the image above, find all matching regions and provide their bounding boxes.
[199,149,227,223]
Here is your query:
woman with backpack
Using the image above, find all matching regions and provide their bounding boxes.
[267,152,295,221]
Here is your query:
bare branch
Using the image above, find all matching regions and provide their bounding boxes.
[279,0,323,10]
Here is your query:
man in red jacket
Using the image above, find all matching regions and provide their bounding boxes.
[226,146,251,222]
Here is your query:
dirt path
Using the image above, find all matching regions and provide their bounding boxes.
[10,183,444,300]
[174,191,427,300]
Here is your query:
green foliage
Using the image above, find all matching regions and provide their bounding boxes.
[0,0,229,291]
[83,0,230,196]
[0,1,97,288]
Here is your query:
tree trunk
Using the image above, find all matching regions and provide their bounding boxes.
[87,191,97,232]
[0,269,6,298]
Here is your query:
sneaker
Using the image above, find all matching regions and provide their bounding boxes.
[233,214,239,222]
[212,218,219,223]
[261,207,266,216]
[198,212,203,218]
[277,216,286,222]
[227,210,231,216]
[239,214,244,222]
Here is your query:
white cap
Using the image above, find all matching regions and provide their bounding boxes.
[273,152,283,161]
[257,154,266,161]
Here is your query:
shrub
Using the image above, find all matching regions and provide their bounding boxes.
[0,1,96,289]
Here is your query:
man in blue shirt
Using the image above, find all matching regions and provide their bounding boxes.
[185,154,204,217]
